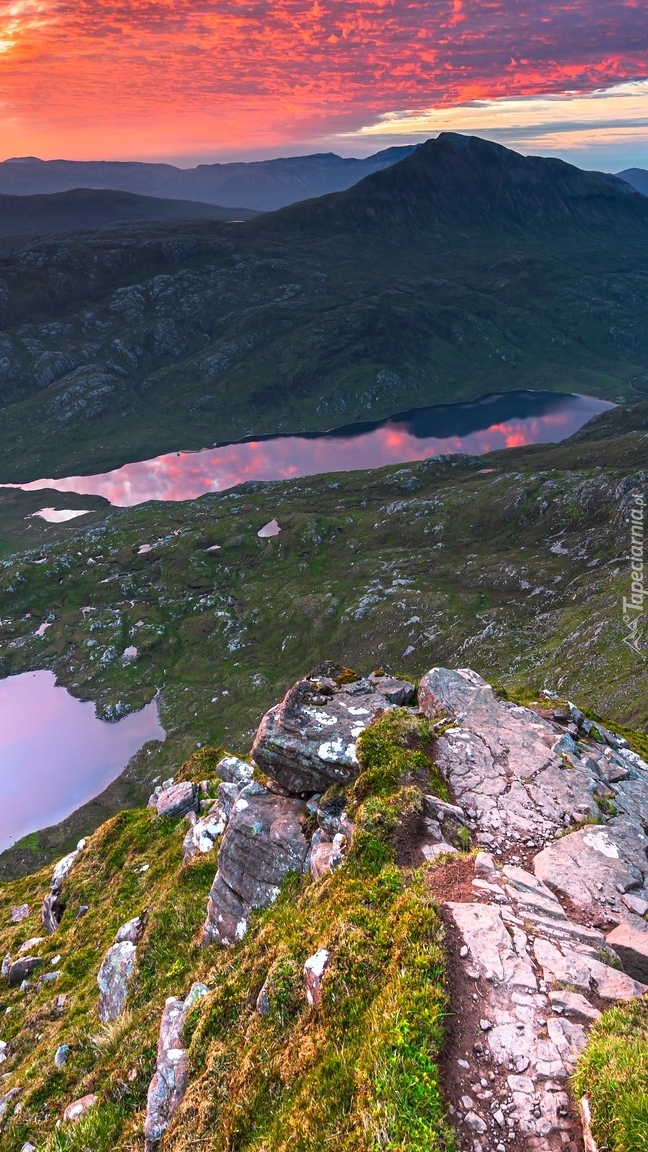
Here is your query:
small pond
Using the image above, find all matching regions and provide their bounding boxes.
[0,671,165,852]
[4,390,613,507]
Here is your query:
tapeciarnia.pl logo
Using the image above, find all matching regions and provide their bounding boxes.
[622,490,645,655]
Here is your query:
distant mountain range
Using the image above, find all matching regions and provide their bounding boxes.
[618,168,648,196]
[0,148,416,212]
[0,188,257,238]
[2,132,648,484]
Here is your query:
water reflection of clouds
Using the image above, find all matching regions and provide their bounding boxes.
[0,671,165,852]
[6,393,612,508]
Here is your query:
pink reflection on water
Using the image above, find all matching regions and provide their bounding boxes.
[4,393,613,508]
[0,671,165,851]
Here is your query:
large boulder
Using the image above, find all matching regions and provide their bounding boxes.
[251,664,393,793]
[155,781,198,819]
[97,941,137,1021]
[8,956,43,987]
[533,822,645,924]
[606,921,648,983]
[201,786,310,945]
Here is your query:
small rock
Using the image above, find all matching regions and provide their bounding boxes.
[20,1143,36,1152]
[54,1044,70,1068]
[10,905,29,924]
[216,756,254,787]
[114,910,148,944]
[367,671,415,705]
[155,781,198,819]
[18,937,44,954]
[460,945,469,958]
[8,957,43,987]
[548,990,602,1022]
[465,1111,488,1134]
[304,948,330,1008]
[1,954,11,978]
[474,852,497,881]
[97,941,137,1021]
[622,892,648,917]
[75,905,89,919]
[63,1093,98,1122]
[479,1019,492,1031]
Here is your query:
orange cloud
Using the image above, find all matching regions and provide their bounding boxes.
[0,0,646,158]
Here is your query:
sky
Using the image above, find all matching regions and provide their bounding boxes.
[0,0,647,169]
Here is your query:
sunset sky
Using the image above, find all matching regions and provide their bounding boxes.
[0,0,647,168]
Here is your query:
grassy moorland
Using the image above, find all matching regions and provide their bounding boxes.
[0,400,646,878]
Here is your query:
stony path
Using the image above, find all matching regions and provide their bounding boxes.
[418,667,648,1152]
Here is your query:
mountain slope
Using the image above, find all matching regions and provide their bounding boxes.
[2,134,648,482]
[0,147,416,211]
[0,188,257,237]
[617,167,648,196]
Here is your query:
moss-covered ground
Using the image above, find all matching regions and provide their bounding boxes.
[0,713,458,1151]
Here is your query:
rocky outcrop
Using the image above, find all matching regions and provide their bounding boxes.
[144,982,208,1150]
[41,839,86,934]
[251,663,396,793]
[201,785,310,945]
[10,905,29,924]
[419,665,648,1152]
[96,911,147,1020]
[201,666,403,946]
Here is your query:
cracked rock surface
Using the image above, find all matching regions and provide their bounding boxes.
[420,666,648,1152]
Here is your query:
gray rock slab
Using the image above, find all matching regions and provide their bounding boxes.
[219,792,310,906]
[8,956,43,986]
[252,666,393,793]
[446,902,537,990]
[418,667,605,852]
[201,872,249,947]
[533,936,647,999]
[10,904,29,924]
[97,940,137,1021]
[155,781,198,819]
[606,921,648,983]
[533,823,645,920]
[144,981,208,1151]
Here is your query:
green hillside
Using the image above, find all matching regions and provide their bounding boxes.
[1,135,648,483]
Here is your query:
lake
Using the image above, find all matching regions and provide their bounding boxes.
[4,390,613,508]
[0,671,165,852]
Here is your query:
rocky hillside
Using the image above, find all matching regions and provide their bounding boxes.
[0,403,646,881]
[2,136,648,482]
[1,662,647,1152]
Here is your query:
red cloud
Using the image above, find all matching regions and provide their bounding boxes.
[0,0,647,155]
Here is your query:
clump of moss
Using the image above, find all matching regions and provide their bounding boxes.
[573,997,648,1152]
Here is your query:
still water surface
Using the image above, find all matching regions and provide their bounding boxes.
[6,391,613,508]
[0,671,165,852]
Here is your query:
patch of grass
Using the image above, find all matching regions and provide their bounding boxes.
[573,998,648,1152]
[0,713,456,1152]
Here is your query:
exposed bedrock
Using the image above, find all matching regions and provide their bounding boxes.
[418,665,648,1151]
